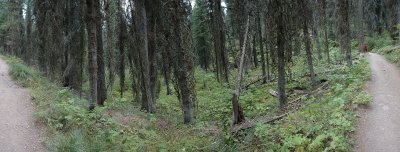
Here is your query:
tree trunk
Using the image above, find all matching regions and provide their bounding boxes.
[313,24,322,60]
[63,1,71,88]
[252,35,258,68]
[268,19,277,74]
[119,39,125,96]
[264,17,271,80]
[301,0,316,86]
[356,0,365,53]
[211,0,229,84]
[169,0,197,124]
[79,0,85,98]
[105,0,117,93]
[145,0,160,100]
[337,0,352,67]
[128,0,142,103]
[161,41,172,95]
[136,0,155,113]
[25,0,33,64]
[95,0,106,106]
[257,10,267,83]
[304,20,316,86]
[118,1,126,96]
[276,2,287,109]
[378,0,384,34]
[86,0,98,110]
[293,31,301,56]
[397,2,400,43]
[232,17,249,125]
[319,0,330,63]
[157,2,172,96]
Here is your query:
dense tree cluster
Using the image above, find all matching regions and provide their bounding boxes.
[0,0,399,125]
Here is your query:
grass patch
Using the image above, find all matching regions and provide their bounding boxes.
[5,57,38,87]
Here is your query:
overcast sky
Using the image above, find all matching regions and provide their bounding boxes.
[190,0,227,8]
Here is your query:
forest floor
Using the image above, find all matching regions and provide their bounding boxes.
[0,46,373,151]
[0,59,46,152]
[355,53,400,152]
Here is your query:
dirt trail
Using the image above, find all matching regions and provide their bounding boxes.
[355,53,400,152]
[0,59,45,152]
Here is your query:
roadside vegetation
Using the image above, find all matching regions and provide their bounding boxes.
[370,33,400,66]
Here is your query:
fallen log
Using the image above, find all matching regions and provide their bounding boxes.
[309,81,330,96]
[243,75,276,89]
[269,89,278,97]
[230,95,304,133]
[230,81,330,132]
[242,68,338,90]
[293,89,308,96]
[386,46,400,53]
[230,112,289,132]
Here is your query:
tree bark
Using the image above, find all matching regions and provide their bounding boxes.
[232,17,249,125]
[136,0,155,113]
[145,0,160,100]
[86,0,98,110]
[95,0,106,106]
[118,0,126,96]
[168,0,197,124]
[319,0,330,63]
[301,0,316,86]
[313,16,322,60]
[63,1,71,88]
[161,38,172,95]
[356,0,365,53]
[257,10,267,83]
[264,16,271,80]
[337,0,352,67]
[105,0,116,93]
[252,35,258,68]
[25,0,33,64]
[79,0,86,98]
[276,1,287,109]
[211,0,229,84]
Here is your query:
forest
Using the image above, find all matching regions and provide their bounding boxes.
[0,0,399,151]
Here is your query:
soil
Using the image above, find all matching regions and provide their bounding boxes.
[0,59,46,152]
[355,53,400,152]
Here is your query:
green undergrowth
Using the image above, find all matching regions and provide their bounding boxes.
[366,32,399,63]
[1,45,372,151]
[249,59,371,151]
[365,33,394,51]
[1,56,174,151]
[373,42,400,67]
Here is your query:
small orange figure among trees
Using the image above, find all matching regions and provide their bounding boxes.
[363,44,369,53]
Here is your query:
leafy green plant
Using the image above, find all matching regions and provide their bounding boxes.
[353,91,373,105]
[365,33,394,51]
[10,63,31,79]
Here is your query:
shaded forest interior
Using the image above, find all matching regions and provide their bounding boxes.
[0,0,399,151]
